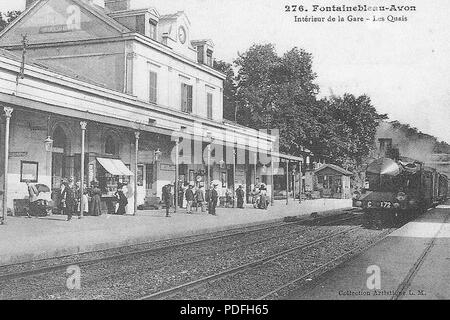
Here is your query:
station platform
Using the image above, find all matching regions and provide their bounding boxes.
[287,201,450,300]
[0,198,351,267]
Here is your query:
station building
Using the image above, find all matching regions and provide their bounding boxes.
[0,0,307,218]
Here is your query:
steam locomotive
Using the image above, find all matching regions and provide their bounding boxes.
[353,155,448,226]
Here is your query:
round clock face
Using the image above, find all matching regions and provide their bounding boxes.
[178,26,186,44]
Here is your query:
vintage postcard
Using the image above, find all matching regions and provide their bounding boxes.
[0,0,448,311]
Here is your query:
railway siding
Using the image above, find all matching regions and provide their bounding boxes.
[286,203,450,300]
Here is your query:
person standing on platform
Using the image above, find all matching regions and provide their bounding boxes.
[125,181,134,215]
[178,183,185,209]
[208,184,219,215]
[26,180,39,218]
[61,179,76,221]
[236,185,245,209]
[185,184,195,214]
[225,188,233,208]
[195,185,205,212]
[71,179,81,218]
[162,182,173,217]
[81,188,89,216]
[115,184,128,215]
[90,181,102,216]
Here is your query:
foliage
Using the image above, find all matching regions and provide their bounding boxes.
[230,43,386,167]
[234,44,320,155]
[0,11,22,32]
[389,120,450,154]
[213,60,237,122]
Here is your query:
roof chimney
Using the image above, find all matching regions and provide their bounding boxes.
[104,0,130,12]
[25,0,38,9]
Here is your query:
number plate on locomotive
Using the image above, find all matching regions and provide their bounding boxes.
[365,201,392,208]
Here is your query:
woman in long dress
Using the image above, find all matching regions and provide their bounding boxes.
[90,182,102,216]
[115,184,128,215]
[125,182,134,215]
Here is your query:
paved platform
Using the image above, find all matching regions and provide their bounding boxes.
[0,199,351,266]
[287,202,450,300]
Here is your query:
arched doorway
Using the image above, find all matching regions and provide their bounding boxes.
[51,126,68,189]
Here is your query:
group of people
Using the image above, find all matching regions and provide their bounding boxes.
[57,178,103,221]
[160,182,257,217]
[26,177,269,220]
[251,183,269,209]
[26,178,106,221]
[162,182,220,217]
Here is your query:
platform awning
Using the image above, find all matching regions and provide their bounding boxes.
[97,158,134,176]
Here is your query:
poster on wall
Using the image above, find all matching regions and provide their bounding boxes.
[20,161,38,183]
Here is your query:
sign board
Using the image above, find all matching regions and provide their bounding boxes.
[9,152,28,158]
[160,163,176,171]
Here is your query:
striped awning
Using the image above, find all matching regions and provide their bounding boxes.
[97,158,134,176]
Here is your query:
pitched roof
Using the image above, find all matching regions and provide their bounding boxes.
[314,164,353,176]
[0,0,130,39]
[0,48,109,88]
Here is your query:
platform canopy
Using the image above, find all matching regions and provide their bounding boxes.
[97,158,134,176]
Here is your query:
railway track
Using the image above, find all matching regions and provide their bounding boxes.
[259,227,395,300]
[139,215,363,300]
[0,210,356,282]
[1,212,362,300]
[391,213,450,300]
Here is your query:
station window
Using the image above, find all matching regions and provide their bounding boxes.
[197,45,204,63]
[206,49,213,66]
[149,19,157,40]
[105,135,117,155]
[149,71,158,103]
[207,92,213,119]
[181,83,193,113]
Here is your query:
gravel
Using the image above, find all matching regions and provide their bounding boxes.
[0,214,373,300]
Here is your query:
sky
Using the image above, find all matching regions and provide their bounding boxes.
[1,0,449,143]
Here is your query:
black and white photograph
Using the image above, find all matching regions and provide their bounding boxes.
[0,0,448,309]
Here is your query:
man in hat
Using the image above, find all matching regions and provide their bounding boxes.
[162,182,173,217]
[195,185,206,212]
[185,184,195,214]
[208,183,219,215]
[236,185,245,209]
[60,178,76,221]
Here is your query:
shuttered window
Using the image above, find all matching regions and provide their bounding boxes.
[149,71,157,103]
[207,92,213,119]
[181,83,193,113]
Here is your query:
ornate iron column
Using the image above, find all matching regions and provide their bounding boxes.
[80,121,87,217]
[286,159,289,205]
[134,131,140,215]
[1,107,13,225]
[174,137,179,213]
[299,161,302,204]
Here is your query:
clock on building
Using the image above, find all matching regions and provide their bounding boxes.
[178,26,186,44]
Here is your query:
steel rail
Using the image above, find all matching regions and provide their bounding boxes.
[139,220,362,300]
[0,210,355,282]
[391,214,450,300]
[258,228,395,300]
[3,214,361,300]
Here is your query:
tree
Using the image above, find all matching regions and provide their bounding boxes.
[213,60,237,122]
[324,94,388,165]
[234,44,319,155]
[0,11,22,32]
[234,44,280,129]
[232,43,387,166]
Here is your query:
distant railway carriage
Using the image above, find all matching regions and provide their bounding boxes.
[353,156,448,225]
